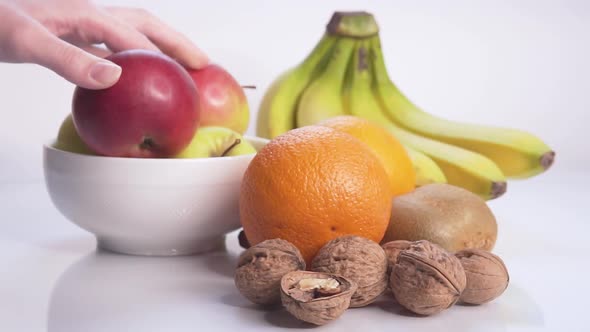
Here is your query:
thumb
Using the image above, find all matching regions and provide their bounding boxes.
[26,29,121,89]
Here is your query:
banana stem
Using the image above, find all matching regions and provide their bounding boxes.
[322,38,357,81]
[369,36,394,86]
[326,11,379,38]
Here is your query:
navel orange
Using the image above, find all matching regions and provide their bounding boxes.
[239,126,392,265]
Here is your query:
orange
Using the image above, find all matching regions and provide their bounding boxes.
[239,126,392,265]
[319,115,416,196]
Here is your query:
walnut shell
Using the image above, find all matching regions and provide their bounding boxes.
[456,249,509,304]
[390,240,466,315]
[382,240,413,274]
[280,270,357,326]
[235,238,305,305]
[311,235,388,307]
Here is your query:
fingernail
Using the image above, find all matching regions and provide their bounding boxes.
[89,61,122,87]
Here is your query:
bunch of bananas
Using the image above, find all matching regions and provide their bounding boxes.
[257,12,554,200]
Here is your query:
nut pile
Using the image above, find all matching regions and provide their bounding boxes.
[234,236,509,325]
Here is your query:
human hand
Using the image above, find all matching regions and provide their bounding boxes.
[0,0,209,89]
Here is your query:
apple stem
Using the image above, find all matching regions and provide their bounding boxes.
[140,137,156,150]
[221,138,241,157]
[241,85,256,90]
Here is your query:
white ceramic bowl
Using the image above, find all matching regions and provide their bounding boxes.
[43,136,268,256]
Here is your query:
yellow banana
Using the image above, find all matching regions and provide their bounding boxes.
[403,146,447,186]
[346,38,506,200]
[256,34,336,139]
[370,37,554,179]
[334,41,445,189]
[296,38,356,127]
[383,125,507,200]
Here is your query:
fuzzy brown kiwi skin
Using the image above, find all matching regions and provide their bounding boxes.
[382,184,497,253]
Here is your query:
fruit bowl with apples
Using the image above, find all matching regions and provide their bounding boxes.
[43,50,267,256]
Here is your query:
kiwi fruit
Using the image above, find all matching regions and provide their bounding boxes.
[382,184,497,252]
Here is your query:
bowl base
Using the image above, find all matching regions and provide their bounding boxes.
[96,235,226,256]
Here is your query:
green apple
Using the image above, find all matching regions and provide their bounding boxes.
[175,126,257,158]
[55,114,95,155]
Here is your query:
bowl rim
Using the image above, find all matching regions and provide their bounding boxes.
[43,135,269,163]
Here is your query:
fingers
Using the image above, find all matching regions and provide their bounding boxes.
[1,3,207,90]
[24,26,121,89]
[81,13,160,54]
[105,6,209,69]
[78,45,113,59]
[60,35,113,58]
[139,15,209,68]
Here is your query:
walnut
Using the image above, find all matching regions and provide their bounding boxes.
[390,240,466,315]
[455,249,509,305]
[235,238,305,305]
[382,240,412,274]
[311,235,388,307]
[280,270,357,325]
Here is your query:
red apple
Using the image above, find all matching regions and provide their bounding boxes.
[72,50,200,158]
[187,64,249,134]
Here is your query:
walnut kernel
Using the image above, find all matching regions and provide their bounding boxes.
[281,270,357,325]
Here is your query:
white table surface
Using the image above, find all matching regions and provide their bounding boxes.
[0,165,587,332]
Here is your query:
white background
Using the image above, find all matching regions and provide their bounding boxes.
[1,1,590,331]
[0,0,589,183]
